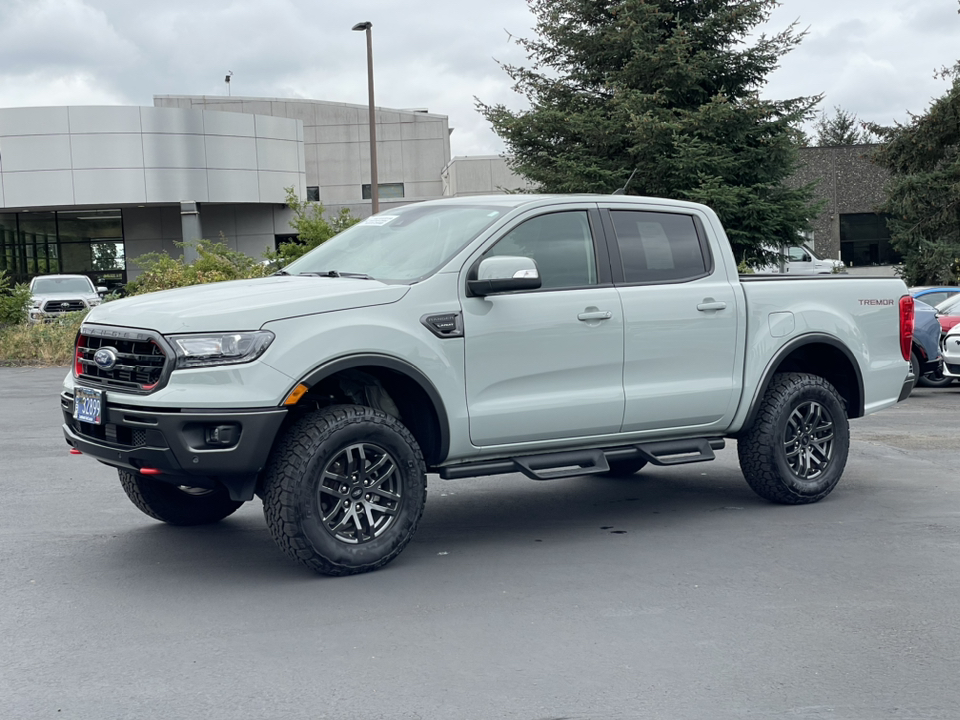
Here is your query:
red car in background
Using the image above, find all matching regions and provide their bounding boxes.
[935,295,960,334]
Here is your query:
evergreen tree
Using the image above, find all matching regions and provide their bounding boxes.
[479,0,822,260]
[869,64,960,286]
[814,106,871,146]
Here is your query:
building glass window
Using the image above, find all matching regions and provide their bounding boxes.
[0,209,125,288]
[306,186,320,202]
[362,183,404,200]
[840,213,902,267]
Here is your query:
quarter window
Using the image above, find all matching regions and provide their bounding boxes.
[483,211,597,290]
[610,211,708,284]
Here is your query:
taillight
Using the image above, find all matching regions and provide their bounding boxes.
[899,295,914,361]
[74,333,86,377]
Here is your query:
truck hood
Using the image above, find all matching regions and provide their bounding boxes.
[85,275,410,333]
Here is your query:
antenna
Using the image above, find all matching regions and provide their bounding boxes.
[612,168,638,195]
[225,71,233,96]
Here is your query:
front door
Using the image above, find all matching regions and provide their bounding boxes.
[462,209,625,447]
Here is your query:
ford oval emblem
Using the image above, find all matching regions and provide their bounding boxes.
[94,347,118,371]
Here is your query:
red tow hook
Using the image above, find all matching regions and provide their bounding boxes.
[140,468,163,475]
[69,448,82,455]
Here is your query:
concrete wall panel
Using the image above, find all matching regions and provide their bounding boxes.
[144,169,209,203]
[256,138,301,172]
[71,134,144,169]
[401,139,447,182]
[258,171,301,203]
[401,121,445,141]
[142,133,206,169]
[204,135,258,170]
[207,170,260,203]
[0,106,70,136]
[202,111,256,137]
[140,107,205,135]
[316,105,362,126]
[234,204,277,235]
[199,205,238,239]
[3,170,74,206]
[235,233,274,259]
[69,106,142,134]
[0,135,72,171]
[317,142,362,186]
[255,114,299,141]
[73,169,147,205]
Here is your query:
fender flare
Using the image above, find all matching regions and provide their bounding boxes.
[296,353,451,463]
[738,333,865,433]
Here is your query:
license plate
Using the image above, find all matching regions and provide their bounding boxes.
[74,387,104,425]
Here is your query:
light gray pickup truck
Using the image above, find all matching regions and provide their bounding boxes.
[62,194,916,575]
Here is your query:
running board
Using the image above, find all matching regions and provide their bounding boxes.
[438,438,724,481]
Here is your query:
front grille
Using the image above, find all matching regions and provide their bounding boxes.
[44,299,86,313]
[74,420,148,447]
[76,328,168,393]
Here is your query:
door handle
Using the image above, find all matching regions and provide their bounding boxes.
[578,310,613,321]
[697,301,727,312]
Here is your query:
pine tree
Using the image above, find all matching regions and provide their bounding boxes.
[479,0,822,260]
[814,106,871,146]
[869,64,960,286]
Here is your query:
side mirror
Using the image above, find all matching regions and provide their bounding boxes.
[96,286,108,295]
[468,256,541,296]
[802,254,811,263]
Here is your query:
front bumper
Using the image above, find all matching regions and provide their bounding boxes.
[62,390,287,501]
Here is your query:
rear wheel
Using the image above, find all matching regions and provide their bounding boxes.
[917,367,954,388]
[261,405,427,576]
[908,350,921,393]
[738,373,850,505]
[118,471,243,525]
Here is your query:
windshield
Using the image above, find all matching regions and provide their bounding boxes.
[31,277,94,294]
[283,203,509,282]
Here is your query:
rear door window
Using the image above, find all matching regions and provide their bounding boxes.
[610,211,709,284]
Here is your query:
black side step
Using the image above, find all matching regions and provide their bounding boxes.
[438,438,724,480]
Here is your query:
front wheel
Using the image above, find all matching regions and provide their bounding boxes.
[737,373,850,505]
[261,405,427,576]
[119,471,244,525]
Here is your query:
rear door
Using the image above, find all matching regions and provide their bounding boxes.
[461,206,625,446]
[603,205,741,433]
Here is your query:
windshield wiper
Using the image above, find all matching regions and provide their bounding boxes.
[298,271,375,280]
[272,269,291,276]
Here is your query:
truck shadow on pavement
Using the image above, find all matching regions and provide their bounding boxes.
[99,464,800,582]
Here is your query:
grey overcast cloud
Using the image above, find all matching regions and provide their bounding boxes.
[0,0,957,156]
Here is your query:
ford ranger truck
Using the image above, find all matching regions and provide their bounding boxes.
[62,194,915,576]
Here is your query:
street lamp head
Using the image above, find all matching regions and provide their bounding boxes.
[352,21,372,31]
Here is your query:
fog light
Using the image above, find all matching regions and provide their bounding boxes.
[205,424,239,447]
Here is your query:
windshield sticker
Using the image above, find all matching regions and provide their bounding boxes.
[362,215,399,226]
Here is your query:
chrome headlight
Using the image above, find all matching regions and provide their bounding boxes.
[167,331,275,369]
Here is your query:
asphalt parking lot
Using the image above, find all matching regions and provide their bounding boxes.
[2,367,959,720]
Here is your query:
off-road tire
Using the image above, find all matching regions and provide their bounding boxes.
[738,372,850,505]
[118,471,244,525]
[600,458,648,477]
[261,405,427,576]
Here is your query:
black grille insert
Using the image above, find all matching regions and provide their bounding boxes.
[44,299,86,313]
[76,328,168,392]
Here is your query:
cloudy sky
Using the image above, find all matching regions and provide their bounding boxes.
[0,0,957,156]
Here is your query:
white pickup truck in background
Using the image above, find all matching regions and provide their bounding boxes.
[62,194,914,575]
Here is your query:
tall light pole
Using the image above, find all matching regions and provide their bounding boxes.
[352,21,379,215]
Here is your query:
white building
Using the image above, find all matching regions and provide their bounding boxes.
[0,95,452,288]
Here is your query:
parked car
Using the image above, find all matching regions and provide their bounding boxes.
[907,300,943,394]
[28,275,105,324]
[934,294,960,334]
[909,286,960,308]
[756,243,846,274]
[942,325,960,381]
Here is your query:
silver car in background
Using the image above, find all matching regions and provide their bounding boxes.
[28,275,105,324]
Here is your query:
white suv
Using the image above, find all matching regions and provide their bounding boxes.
[28,275,105,323]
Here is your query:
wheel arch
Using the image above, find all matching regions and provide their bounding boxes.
[291,354,450,467]
[737,334,865,434]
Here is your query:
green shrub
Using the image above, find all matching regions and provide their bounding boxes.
[262,187,360,268]
[0,270,32,326]
[126,238,271,295]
